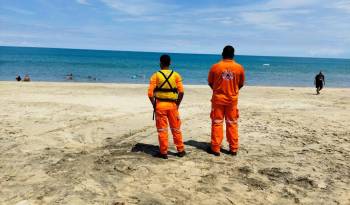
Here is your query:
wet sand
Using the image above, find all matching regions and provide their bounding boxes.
[0,81,349,205]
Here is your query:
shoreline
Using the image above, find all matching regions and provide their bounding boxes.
[1,80,349,89]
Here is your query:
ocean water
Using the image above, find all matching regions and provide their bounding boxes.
[0,46,349,87]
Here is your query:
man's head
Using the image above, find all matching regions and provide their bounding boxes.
[222,45,235,59]
[160,54,171,69]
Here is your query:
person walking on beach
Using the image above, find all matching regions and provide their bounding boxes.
[314,71,325,95]
[148,54,186,159]
[207,45,245,156]
[15,75,21,81]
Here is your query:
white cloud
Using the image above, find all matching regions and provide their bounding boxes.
[113,15,159,22]
[1,0,350,57]
[263,0,320,10]
[2,7,35,15]
[232,0,320,29]
[100,0,170,16]
[239,11,295,29]
[308,47,345,57]
[76,0,89,5]
[95,0,316,30]
[155,0,317,30]
[331,0,350,13]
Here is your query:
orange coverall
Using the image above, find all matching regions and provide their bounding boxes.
[208,59,245,153]
[148,72,185,155]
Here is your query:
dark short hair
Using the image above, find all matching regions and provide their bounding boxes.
[160,54,171,67]
[222,45,235,59]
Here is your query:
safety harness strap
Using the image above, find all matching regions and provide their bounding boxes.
[155,88,177,92]
[156,70,177,93]
[155,98,177,102]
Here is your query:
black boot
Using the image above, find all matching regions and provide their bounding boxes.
[229,150,237,156]
[154,152,168,159]
[177,151,186,157]
[207,147,220,156]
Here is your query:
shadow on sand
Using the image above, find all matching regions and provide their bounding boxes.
[184,140,209,152]
[184,140,231,155]
[131,143,177,157]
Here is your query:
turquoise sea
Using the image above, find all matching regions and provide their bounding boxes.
[0,46,349,87]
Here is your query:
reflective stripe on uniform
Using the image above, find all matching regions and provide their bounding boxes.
[226,119,238,124]
[213,119,224,124]
[157,128,168,132]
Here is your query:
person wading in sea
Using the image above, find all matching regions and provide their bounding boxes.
[314,71,325,95]
[207,45,245,156]
[147,54,186,159]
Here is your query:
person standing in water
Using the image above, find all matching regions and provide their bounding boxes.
[148,54,186,159]
[66,73,73,80]
[314,71,325,95]
[207,45,245,156]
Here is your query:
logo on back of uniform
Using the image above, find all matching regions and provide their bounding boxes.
[222,70,234,80]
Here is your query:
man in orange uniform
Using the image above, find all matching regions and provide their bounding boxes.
[207,45,245,156]
[148,54,186,159]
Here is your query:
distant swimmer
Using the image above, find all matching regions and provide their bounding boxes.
[23,74,31,82]
[88,76,97,81]
[66,73,73,80]
[148,54,186,159]
[131,74,145,80]
[207,45,245,156]
[15,75,21,81]
[314,71,325,95]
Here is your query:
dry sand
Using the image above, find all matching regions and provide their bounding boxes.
[0,81,349,205]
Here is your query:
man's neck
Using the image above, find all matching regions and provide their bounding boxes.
[161,67,170,70]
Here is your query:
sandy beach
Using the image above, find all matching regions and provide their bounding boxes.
[0,81,349,205]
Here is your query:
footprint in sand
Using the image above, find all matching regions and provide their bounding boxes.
[238,166,253,175]
[244,177,268,190]
[258,167,317,189]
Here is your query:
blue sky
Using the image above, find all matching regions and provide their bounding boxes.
[0,0,349,58]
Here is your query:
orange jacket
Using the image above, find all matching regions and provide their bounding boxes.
[208,59,245,105]
[148,70,184,110]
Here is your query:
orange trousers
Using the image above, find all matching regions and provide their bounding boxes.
[156,108,184,154]
[210,103,239,153]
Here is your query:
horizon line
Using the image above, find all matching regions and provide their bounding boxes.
[1,45,349,61]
